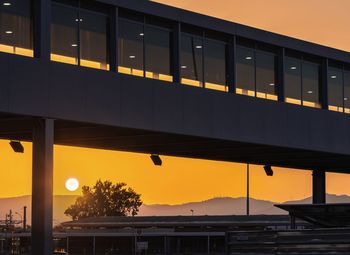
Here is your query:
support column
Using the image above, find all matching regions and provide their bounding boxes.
[109,7,118,72]
[227,36,236,93]
[312,170,326,204]
[173,22,181,84]
[277,48,285,102]
[33,0,51,60]
[31,119,54,255]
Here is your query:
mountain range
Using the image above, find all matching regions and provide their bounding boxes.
[0,194,349,224]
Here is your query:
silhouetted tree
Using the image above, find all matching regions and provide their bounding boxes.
[65,180,142,220]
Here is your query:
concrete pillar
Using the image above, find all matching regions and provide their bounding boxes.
[31,119,54,255]
[312,170,326,204]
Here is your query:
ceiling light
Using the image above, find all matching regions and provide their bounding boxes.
[129,55,136,59]
[245,56,252,60]
[307,90,313,94]
[263,165,273,176]
[344,98,348,101]
[269,83,275,86]
[71,44,78,47]
[150,154,162,166]
[139,33,144,36]
[181,65,187,69]
[5,31,13,34]
[331,75,337,79]
[195,45,202,49]
[75,18,83,22]
[290,66,297,70]
[3,2,11,6]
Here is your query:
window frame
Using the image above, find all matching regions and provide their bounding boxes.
[51,1,109,69]
[235,43,278,100]
[118,16,173,80]
[180,30,228,91]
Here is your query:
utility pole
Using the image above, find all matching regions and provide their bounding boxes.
[246,164,250,216]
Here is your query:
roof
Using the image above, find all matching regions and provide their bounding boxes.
[62,215,306,228]
[276,203,350,227]
[98,0,350,63]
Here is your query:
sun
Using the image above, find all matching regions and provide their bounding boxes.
[65,178,79,192]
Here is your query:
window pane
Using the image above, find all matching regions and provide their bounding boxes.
[344,70,350,114]
[302,61,320,108]
[118,19,144,77]
[145,26,172,82]
[285,57,302,105]
[80,10,108,70]
[236,47,255,97]
[328,67,343,112]
[204,39,227,92]
[181,34,203,87]
[0,0,33,56]
[51,3,78,65]
[256,51,277,100]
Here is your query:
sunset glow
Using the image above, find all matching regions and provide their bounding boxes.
[1,0,350,205]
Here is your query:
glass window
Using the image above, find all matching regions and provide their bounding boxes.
[236,46,255,97]
[328,67,343,112]
[79,10,108,70]
[118,19,144,77]
[0,0,33,57]
[204,39,227,92]
[51,3,108,70]
[181,34,203,87]
[145,26,172,82]
[256,51,277,100]
[285,56,320,108]
[344,69,350,114]
[302,61,320,108]
[285,56,302,105]
[51,3,79,65]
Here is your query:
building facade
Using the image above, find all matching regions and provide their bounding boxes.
[1,0,350,254]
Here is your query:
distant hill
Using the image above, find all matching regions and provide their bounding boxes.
[0,194,349,224]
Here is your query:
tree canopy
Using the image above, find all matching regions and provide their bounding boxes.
[65,180,142,220]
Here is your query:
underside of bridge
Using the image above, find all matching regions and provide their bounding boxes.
[0,111,343,255]
[1,113,350,173]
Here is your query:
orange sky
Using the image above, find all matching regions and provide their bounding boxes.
[154,0,350,52]
[0,139,348,204]
[1,1,350,205]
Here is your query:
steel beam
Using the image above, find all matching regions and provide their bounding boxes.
[31,118,54,255]
[33,0,51,60]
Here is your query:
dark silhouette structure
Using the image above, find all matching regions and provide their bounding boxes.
[1,0,350,254]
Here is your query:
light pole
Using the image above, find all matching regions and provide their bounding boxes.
[246,163,250,216]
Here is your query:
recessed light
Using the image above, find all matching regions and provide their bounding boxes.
[181,65,187,69]
[129,55,136,59]
[331,75,337,79]
[290,66,297,70]
[245,56,252,60]
[307,90,313,94]
[3,2,11,6]
[269,83,275,86]
[344,97,348,101]
[75,18,83,22]
[5,30,13,34]
[71,44,78,47]
[139,33,144,36]
[195,45,202,49]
